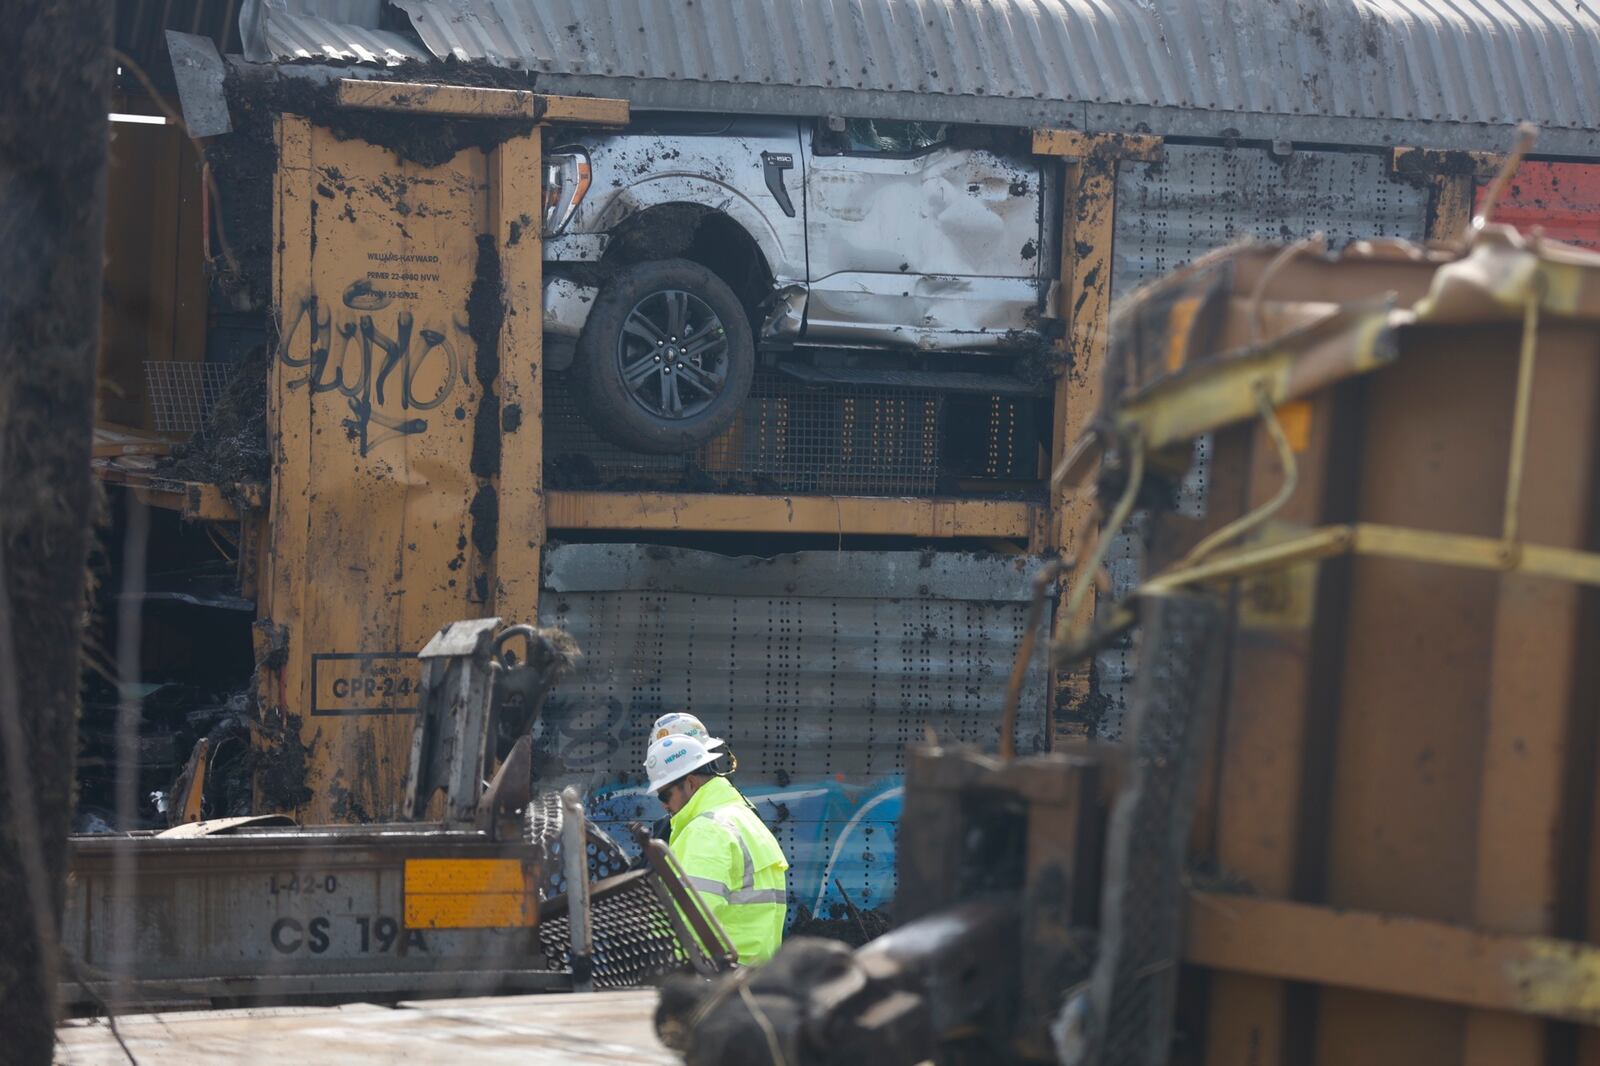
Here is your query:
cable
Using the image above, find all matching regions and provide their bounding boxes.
[1176,382,1299,569]
[739,982,790,1066]
[111,49,240,279]
[998,557,1067,759]
[1053,437,1146,652]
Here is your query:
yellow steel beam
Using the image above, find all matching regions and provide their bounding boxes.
[1032,128,1163,162]
[1145,522,1600,593]
[538,94,631,126]
[488,133,543,625]
[1392,147,1504,246]
[1111,303,1399,451]
[336,79,629,126]
[1048,142,1123,739]
[1354,523,1600,585]
[180,482,239,522]
[265,114,506,822]
[1187,892,1600,1025]
[546,491,1037,539]
[96,465,261,522]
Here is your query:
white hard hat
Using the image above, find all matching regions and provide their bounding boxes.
[651,712,726,751]
[644,733,723,794]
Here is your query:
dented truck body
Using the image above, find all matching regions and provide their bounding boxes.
[543,116,1051,355]
[537,113,1053,450]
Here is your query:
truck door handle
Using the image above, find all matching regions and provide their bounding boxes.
[762,152,796,218]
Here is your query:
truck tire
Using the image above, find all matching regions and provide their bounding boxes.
[572,258,755,454]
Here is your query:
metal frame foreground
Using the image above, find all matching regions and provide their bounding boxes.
[61,826,567,1011]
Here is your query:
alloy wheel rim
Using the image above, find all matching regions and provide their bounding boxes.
[615,289,730,420]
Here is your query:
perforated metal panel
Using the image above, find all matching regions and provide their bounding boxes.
[546,371,942,496]
[534,544,1049,922]
[545,371,1043,498]
[1113,145,1431,293]
[1091,146,1430,741]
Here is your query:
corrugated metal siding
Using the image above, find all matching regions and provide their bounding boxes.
[241,0,426,63]
[535,544,1048,920]
[383,0,1600,132]
[1092,145,1431,740]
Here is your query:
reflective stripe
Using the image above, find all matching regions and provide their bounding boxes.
[686,875,733,900]
[727,888,786,905]
[684,877,786,907]
[700,808,756,891]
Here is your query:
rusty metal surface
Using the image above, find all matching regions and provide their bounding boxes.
[1479,160,1600,250]
[1308,308,1600,1059]
[537,543,1049,920]
[1203,397,1347,1064]
[57,989,672,1064]
[243,0,1600,154]
[1327,344,1535,928]
[1462,318,1600,1059]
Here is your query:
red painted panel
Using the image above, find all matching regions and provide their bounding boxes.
[1477,161,1600,251]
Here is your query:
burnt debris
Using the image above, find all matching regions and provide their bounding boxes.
[163,343,273,488]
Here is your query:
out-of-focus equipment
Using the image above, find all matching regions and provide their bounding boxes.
[659,587,1226,1064]
[667,184,1600,1059]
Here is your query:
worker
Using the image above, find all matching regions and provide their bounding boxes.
[643,711,758,843]
[651,710,724,750]
[643,731,789,965]
[645,712,723,842]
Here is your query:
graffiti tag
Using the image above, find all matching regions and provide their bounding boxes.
[278,280,463,455]
[537,695,633,771]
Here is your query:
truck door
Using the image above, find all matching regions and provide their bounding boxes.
[802,119,1044,351]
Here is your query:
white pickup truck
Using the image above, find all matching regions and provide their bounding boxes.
[540,115,1056,453]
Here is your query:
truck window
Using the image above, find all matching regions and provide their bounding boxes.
[843,118,949,154]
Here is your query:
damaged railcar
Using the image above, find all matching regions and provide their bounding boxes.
[229,0,1600,463]
[85,1,1600,1003]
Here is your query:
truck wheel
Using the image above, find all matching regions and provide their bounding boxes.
[572,258,755,454]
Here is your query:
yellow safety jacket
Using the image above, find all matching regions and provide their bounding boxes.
[668,776,789,965]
